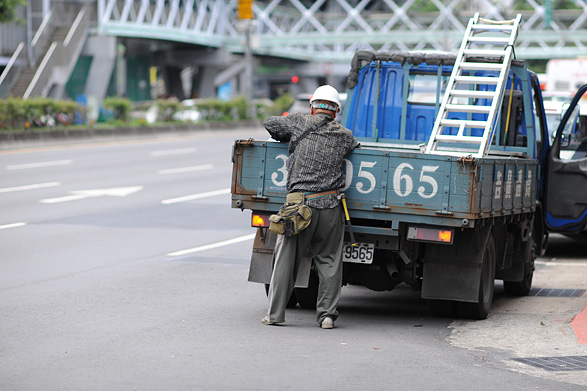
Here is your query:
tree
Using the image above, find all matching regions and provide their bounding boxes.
[0,0,26,23]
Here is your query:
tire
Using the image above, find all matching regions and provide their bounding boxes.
[428,299,459,318]
[460,234,496,320]
[504,237,535,296]
[265,284,298,308]
[295,271,319,309]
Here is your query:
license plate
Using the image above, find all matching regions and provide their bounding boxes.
[343,242,374,264]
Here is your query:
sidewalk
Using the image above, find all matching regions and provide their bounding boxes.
[449,233,587,387]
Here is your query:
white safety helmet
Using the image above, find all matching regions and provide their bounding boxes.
[310,85,341,110]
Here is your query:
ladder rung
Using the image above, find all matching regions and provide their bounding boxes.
[455,75,499,84]
[450,90,496,99]
[459,62,504,71]
[440,119,488,128]
[445,104,492,114]
[434,134,484,143]
[464,49,507,57]
[467,36,511,44]
[471,24,514,32]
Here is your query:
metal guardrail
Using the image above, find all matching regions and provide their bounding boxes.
[24,6,90,99]
[0,1,89,99]
[31,10,56,67]
[0,8,57,99]
[0,43,26,98]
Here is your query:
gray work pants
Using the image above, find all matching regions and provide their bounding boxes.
[266,204,345,325]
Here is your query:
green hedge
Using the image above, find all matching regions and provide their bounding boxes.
[103,97,131,122]
[0,94,292,131]
[269,93,293,116]
[196,97,249,121]
[156,99,183,122]
[0,97,80,130]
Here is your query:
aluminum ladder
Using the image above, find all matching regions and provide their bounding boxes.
[424,13,522,158]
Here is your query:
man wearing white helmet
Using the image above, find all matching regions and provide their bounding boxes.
[261,85,359,329]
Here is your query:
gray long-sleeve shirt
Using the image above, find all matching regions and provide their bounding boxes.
[263,112,359,209]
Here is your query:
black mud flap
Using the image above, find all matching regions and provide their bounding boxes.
[247,228,312,288]
[247,229,276,284]
[421,223,492,303]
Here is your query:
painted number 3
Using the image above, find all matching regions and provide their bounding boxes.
[271,154,288,187]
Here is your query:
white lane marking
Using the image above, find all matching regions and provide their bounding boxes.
[6,160,72,170]
[536,261,587,267]
[0,182,60,193]
[167,233,256,256]
[158,164,214,175]
[40,186,144,204]
[150,148,196,157]
[161,188,230,204]
[40,194,91,203]
[0,222,26,230]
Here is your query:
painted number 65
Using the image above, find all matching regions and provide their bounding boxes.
[393,163,439,199]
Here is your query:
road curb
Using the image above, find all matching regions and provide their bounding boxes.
[571,304,587,345]
[0,120,263,146]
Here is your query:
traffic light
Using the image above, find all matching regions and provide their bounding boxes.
[237,0,254,19]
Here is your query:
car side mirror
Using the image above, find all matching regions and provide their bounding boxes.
[561,132,570,148]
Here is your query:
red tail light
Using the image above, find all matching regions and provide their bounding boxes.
[407,226,453,244]
[252,214,270,228]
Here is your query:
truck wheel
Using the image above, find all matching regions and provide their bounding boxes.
[504,237,535,296]
[428,299,459,318]
[265,284,298,308]
[295,271,319,310]
[460,234,496,320]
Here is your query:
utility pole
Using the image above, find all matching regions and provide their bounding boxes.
[237,0,256,120]
[26,0,34,67]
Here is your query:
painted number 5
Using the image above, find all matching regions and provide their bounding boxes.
[356,161,377,194]
[418,165,439,199]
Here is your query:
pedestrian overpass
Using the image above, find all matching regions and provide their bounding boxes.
[99,0,587,62]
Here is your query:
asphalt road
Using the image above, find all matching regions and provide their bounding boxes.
[1,126,586,390]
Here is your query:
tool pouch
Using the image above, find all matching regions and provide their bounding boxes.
[268,192,312,236]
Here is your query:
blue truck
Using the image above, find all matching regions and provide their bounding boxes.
[231,15,587,319]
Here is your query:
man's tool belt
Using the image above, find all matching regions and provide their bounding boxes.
[269,192,312,236]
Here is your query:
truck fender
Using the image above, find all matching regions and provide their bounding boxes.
[421,223,493,303]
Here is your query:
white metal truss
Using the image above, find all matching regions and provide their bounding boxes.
[97,0,587,62]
